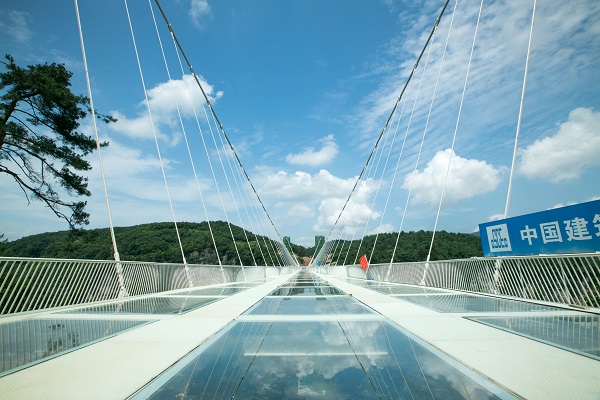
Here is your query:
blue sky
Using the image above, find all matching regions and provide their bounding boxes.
[1,0,599,248]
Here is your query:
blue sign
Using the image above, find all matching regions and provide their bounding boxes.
[479,199,600,257]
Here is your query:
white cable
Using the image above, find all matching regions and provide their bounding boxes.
[123,0,187,265]
[168,36,243,267]
[74,0,129,296]
[73,1,120,263]
[211,114,258,266]
[361,21,436,265]
[198,99,245,266]
[505,0,537,218]
[369,98,408,262]
[353,111,398,264]
[427,0,484,263]
[150,0,223,269]
[231,163,269,264]
[389,0,459,266]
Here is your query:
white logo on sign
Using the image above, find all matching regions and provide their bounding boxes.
[486,224,512,252]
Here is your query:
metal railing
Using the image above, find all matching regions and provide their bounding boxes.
[0,257,288,315]
[316,253,600,309]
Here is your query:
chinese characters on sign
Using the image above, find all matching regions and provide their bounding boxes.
[479,200,600,257]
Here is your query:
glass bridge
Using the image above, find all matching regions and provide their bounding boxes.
[1,269,599,399]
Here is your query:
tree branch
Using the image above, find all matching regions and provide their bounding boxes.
[0,164,82,228]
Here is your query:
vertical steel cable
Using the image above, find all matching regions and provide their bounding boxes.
[123,0,188,266]
[75,0,128,298]
[152,0,292,267]
[505,0,537,218]
[147,0,210,284]
[324,0,451,251]
[427,0,485,265]
[389,0,458,268]
[368,98,408,262]
[73,0,122,263]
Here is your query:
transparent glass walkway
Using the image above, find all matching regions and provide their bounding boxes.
[1,270,599,399]
[132,270,516,399]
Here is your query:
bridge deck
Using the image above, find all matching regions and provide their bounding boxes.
[0,270,598,399]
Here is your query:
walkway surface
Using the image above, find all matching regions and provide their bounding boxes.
[1,270,599,399]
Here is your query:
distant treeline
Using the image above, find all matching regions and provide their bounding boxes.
[2,222,483,265]
[3,221,286,266]
[325,230,483,265]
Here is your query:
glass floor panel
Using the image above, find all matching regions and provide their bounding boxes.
[247,296,375,315]
[396,294,565,313]
[168,287,250,296]
[220,281,264,286]
[368,285,450,295]
[277,284,335,288]
[62,296,222,315]
[133,320,516,399]
[0,317,152,375]
[469,314,600,359]
[339,278,450,293]
[282,281,328,287]
[270,286,345,296]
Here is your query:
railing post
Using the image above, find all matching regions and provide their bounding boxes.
[419,261,430,286]
[492,258,503,295]
[114,254,129,298]
[385,262,393,282]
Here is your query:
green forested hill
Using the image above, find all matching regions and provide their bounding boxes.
[3,222,482,265]
[328,230,482,265]
[4,221,286,265]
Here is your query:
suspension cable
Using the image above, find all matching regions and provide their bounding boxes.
[389,0,459,266]
[369,96,408,262]
[147,0,224,269]
[324,0,450,243]
[74,0,130,297]
[427,0,484,263]
[74,1,120,262]
[124,0,188,266]
[153,0,288,246]
[153,0,293,266]
[358,20,436,266]
[504,0,537,218]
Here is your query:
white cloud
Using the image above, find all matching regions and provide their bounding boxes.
[519,108,600,183]
[370,223,395,235]
[256,168,381,237]
[0,11,33,44]
[403,149,503,207]
[312,179,381,236]
[347,1,600,162]
[109,74,220,145]
[285,135,339,167]
[487,213,505,222]
[260,169,353,202]
[145,74,221,120]
[288,204,314,218]
[549,196,600,210]
[189,0,211,28]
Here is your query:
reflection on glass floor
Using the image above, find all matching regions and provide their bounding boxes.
[371,285,450,295]
[0,317,152,375]
[270,285,345,296]
[337,277,452,295]
[166,286,251,296]
[470,314,600,360]
[133,271,517,399]
[248,296,375,315]
[0,278,274,378]
[62,296,222,315]
[396,294,564,313]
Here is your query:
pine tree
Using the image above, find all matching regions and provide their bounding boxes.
[0,55,114,230]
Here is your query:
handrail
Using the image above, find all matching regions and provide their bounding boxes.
[316,253,600,309]
[0,257,289,315]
